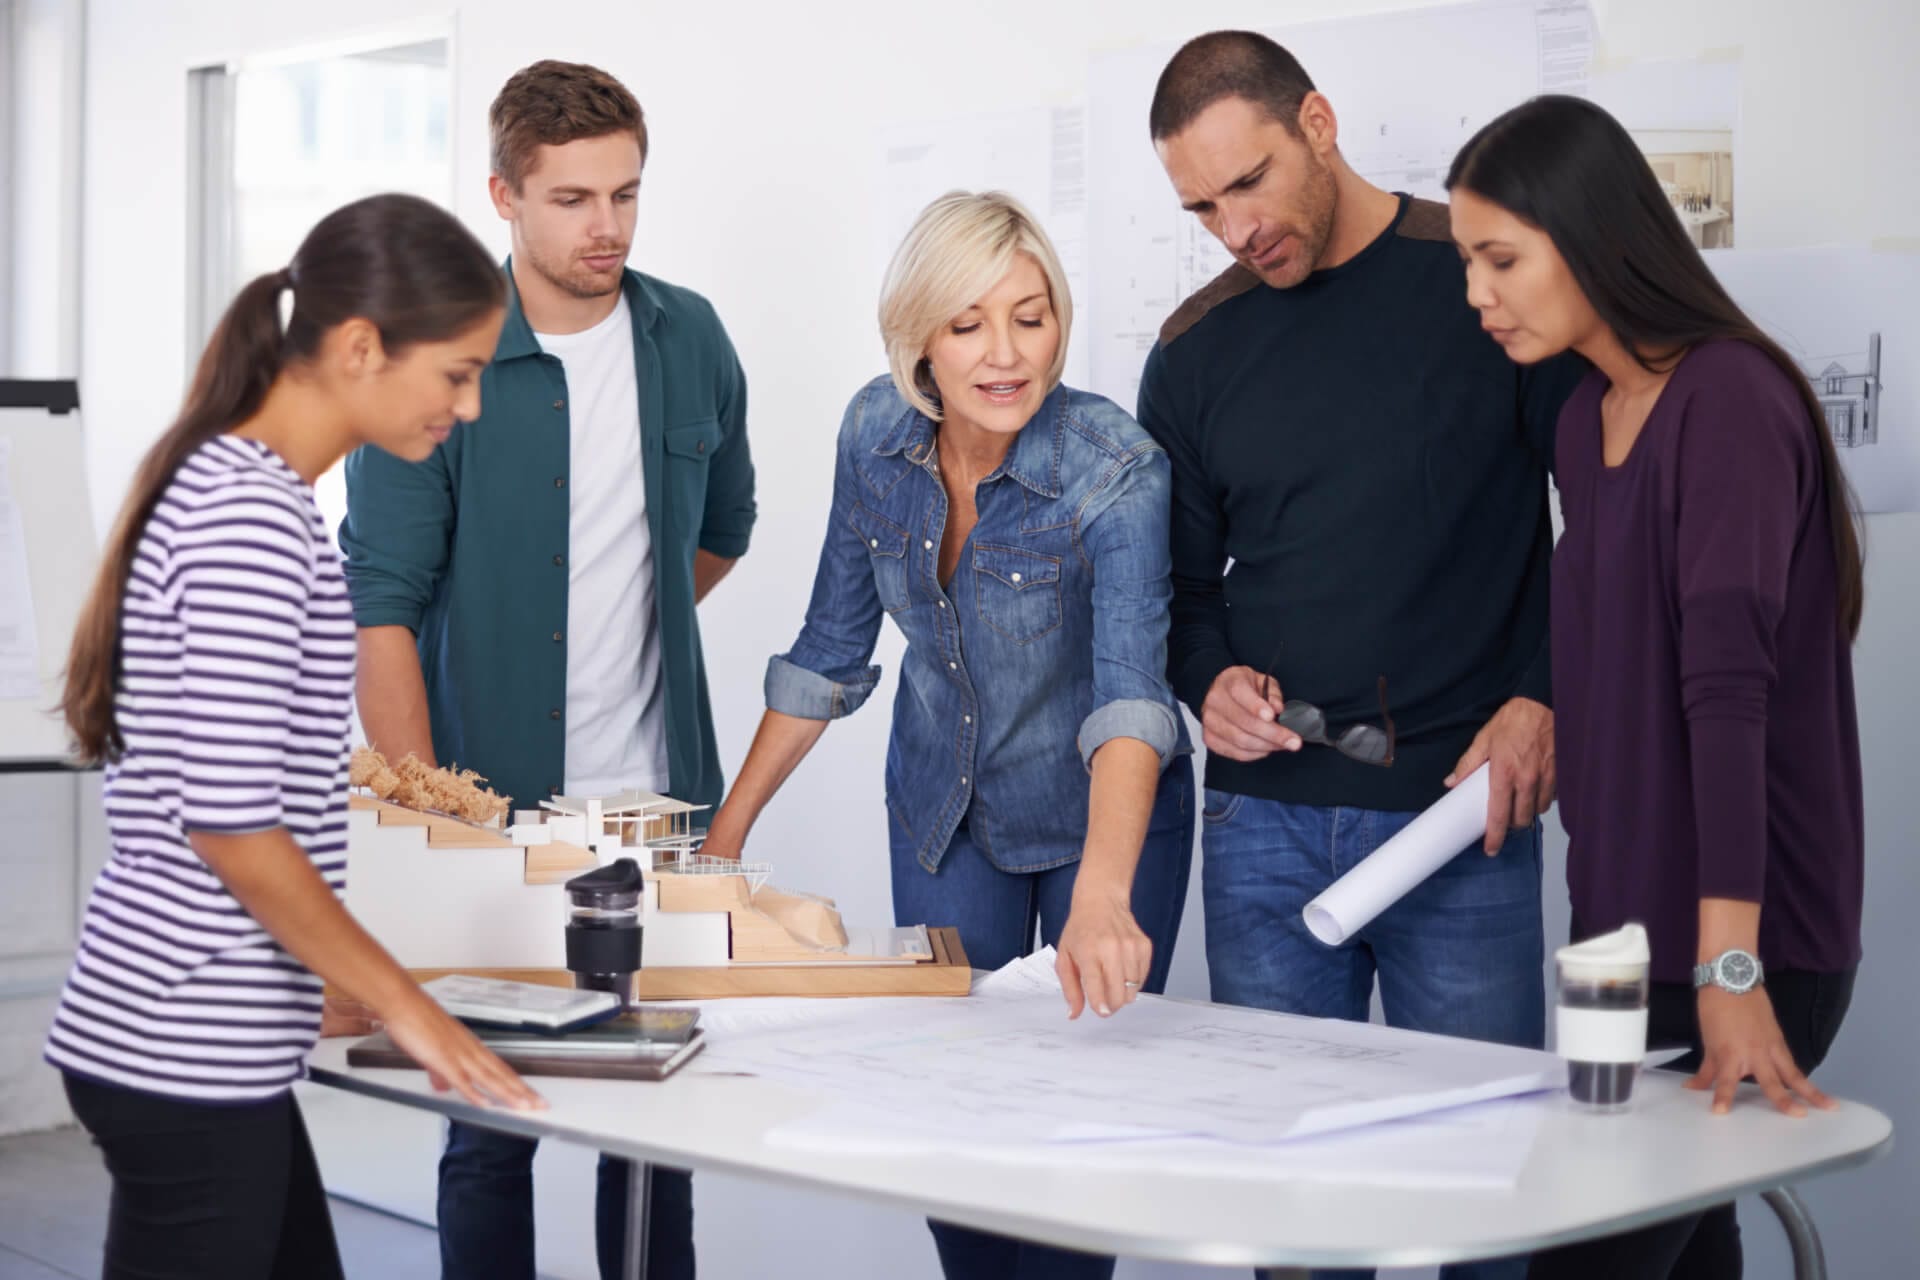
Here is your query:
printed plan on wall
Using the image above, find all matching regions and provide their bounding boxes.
[1707,248,1917,512]
[873,0,1914,509]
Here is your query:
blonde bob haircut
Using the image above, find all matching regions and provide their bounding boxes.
[879,190,1074,421]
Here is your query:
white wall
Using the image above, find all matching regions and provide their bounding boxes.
[61,1,1920,1277]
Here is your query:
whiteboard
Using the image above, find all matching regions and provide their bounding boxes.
[0,383,95,765]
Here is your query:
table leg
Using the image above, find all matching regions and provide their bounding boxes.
[1761,1186,1827,1280]
[623,1160,653,1280]
[1255,1270,1310,1280]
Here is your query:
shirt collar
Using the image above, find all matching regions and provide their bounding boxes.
[870,381,1067,499]
[493,257,660,362]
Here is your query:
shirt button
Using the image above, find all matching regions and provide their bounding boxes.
[964,715,972,724]
[870,539,878,548]
[554,476,566,488]
[938,600,946,609]
[961,776,969,786]
[553,399,565,411]
[552,631,563,642]
[923,540,933,550]
[553,554,565,567]
[696,440,706,454]
[1011,572,1022,583]
[549,708,562,720]
[549,784,561,795]
[947,661,957,670]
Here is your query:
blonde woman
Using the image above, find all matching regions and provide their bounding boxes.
[700,191,1192,1280]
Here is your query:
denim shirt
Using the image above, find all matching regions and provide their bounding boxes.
[766,376,1191,873]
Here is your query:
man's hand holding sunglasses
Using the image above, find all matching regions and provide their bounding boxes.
[1445,696,1556,854]
[1200,666,1305,761]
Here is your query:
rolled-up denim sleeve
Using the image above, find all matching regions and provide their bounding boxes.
[1073,445,1183,771]
[765,390,886,721]
[339,442,452,631]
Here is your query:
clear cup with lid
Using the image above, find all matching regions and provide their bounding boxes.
[1555,923,1651,1112]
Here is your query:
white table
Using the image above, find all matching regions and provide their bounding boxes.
[307,1039,1889,1279]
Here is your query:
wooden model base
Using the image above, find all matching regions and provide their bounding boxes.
[395,927,971,1000]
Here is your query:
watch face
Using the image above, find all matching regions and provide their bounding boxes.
[1721,952,1758,989]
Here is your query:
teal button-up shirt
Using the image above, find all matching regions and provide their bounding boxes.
[339,262,755,812]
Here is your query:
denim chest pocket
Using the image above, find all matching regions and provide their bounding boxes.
[973,543,1062,645]
[849,502,911,613]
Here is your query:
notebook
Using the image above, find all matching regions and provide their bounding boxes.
[419,974,623,1034]
[347,1023,706,1082]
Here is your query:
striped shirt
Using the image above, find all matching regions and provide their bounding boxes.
[46,436,355,1102]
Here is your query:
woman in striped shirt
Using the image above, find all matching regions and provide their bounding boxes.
[47,193,543,1280]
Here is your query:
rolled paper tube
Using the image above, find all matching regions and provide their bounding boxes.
[1302,764,1492,946]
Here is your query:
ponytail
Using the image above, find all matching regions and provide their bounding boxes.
[62,191,505,764]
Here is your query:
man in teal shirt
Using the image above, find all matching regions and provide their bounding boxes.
[340,60,753,1280]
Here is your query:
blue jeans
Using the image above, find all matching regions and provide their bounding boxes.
[1201,789,1544,1280]
[438,1122,693,1280]
[890,757,1195,1280]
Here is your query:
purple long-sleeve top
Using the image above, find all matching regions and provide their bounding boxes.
[1551,340,1864,984]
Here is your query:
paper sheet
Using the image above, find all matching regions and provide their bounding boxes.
[698,948,1561,1148]
[766,1092,1548,1190]
[0,438,41,701]
[1302,764,1491,946]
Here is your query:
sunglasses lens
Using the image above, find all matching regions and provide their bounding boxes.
[1275,702,1326,741]
[1336,726,1390,765]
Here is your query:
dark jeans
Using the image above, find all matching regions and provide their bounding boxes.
[439,1121,694,1280]
[63,1072,345,1280]
[891,758,1195,1280]
[1527,968,1857,1280]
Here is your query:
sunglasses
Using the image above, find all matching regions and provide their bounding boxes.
[1259,656,1396,768]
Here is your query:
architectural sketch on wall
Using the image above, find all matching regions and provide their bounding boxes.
[874,2,1610,411]
[1709,246,1915,513]
[1812,333,1882,449]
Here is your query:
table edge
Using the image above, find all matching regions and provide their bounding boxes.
[306,1064,1894,1269]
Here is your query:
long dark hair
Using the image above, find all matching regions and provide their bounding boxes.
[1447,95,1865,640]
[64,193,505,763]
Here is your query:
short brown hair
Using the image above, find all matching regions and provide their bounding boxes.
[1149,31,1316,142]
[489,60,648,191]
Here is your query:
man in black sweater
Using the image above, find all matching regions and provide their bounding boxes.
[1140,39,1578,1277]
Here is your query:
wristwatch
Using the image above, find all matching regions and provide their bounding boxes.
[1693,948,1764,994]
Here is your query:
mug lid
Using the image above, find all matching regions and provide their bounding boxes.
[565,856,644,909]
[1556,922,1651,981]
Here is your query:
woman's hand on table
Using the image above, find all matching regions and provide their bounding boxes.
[1056,884,1152,1019]
[1688,986,1835,1117]
[383,995,547,1112]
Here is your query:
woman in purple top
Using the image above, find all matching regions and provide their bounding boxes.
[1445,97,1866,1280]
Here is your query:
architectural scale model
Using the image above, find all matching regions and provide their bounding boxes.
[342,750,961,995]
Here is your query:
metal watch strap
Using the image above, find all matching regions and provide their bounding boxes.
[1694,949,1763,992]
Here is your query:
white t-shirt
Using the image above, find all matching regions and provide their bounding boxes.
[535,294,669,796]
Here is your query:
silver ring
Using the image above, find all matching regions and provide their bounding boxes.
[1123,980,1140,989]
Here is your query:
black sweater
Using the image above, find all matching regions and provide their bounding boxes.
[1138,195,1583,812]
